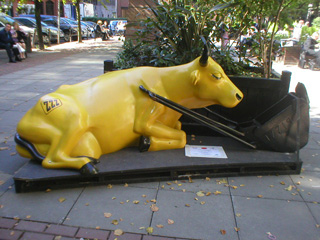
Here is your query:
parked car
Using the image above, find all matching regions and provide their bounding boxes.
[109,20,127,36]
[62,18,89,39]
[83,21,96,38]
[81,21,95,38]
[14,17,64,43]
[19,15,78,42]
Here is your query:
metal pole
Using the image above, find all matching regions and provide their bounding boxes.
[57,0,60,44]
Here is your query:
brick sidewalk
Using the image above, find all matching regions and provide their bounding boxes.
[0,38,121,77]
[0,217,187,240]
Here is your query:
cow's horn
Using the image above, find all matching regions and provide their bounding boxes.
[199,36,208,66]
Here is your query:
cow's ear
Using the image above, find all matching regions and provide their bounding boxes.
[191,70,200,85]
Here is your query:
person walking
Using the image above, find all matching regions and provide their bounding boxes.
[0,23,20,63]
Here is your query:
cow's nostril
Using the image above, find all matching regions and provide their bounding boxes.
[236,93,242,101]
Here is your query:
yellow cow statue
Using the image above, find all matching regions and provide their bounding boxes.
[15,49,243,175]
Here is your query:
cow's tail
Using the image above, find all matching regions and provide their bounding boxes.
[14,133,45,163]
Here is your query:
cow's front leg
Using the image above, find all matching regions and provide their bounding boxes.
[134,101,186,151]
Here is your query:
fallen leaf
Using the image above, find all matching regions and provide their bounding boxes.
[240,184,245,187]
[112,220,119,225]
[280,181,286,185]
[10,152,17,156]
[231,186,238,189]
[58,197,66,203]
[104,213,112,218]
[220,229,226,235]
[10,231,15,236]
[120,202,124,204]
[45,189,52,192]
[120,218,124,221]
[107,184,113,189]
[214,191,222,195]
[205,177,211,181]
[142,194,147,198]
[269,185,274,188]
[0,147,9,151]
[139,227,145,230]
[257,195,263,198]
[150,204,159,212]
[133,200,140,204]
[200,201,206,205]
[206,192,211,196]
[196,191,205,197]
[217,179,227,184]
[170,187,175,190]
[234,227,240,232]
[96,226,100,229]
[194,197,199,201]
[85,203,89,206]
[26,215,31,219]
[316,224,320,228]
[166,182,172,185]
[182,189,186,192]
[112,197,116,200]
[54,236,62,240]
[236,213,241,217]
[188,176,193,183]
[156,224,164,228]
[0,205,4,208]
[124,183,129,187]
[167,219,174,225]
[150,199,157,203]
[185,204,190,207]
[285,185,293,191]
[146,227,153,234]
[114,229,124,236]
[296,182,301,185]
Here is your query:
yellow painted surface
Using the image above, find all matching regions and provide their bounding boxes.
[16,56,243,171]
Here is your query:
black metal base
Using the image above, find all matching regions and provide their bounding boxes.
[13,136,302,193]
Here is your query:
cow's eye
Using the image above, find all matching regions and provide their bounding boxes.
[212,73,221,80]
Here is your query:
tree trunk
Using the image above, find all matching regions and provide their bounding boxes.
[34,0,44,50]
[267,0,284,78]
[76,0,82,43]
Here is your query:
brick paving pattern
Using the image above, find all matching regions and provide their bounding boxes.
[0,217,184,240]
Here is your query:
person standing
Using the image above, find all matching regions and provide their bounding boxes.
[0,23,20,63]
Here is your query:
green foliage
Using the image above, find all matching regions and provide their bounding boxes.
[115,0,251,75]
[300,25,319,42]
[312,17,320,28]
[115,0,310,77]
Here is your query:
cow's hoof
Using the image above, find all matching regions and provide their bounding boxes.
[139,136,150,152]
[80,163,99,175]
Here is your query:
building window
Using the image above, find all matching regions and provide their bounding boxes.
[46,0,54,15]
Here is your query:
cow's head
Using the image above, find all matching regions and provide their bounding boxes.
[191,47,243,108]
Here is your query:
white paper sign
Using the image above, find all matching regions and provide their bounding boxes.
[185,145,228,159]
